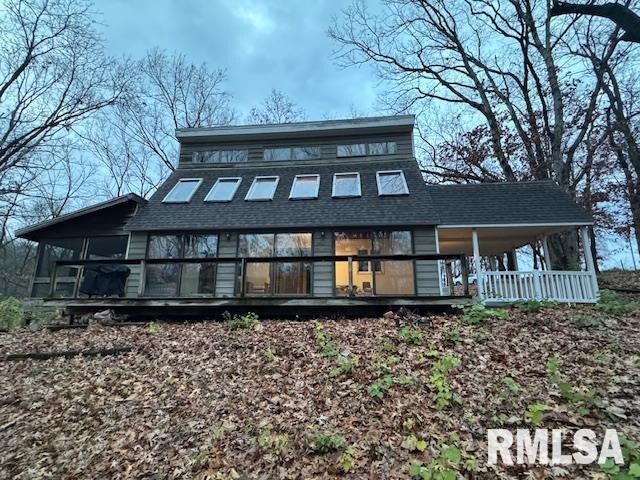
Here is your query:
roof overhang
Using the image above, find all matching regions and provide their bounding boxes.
[15,194,146,241]
[175,115,415,143]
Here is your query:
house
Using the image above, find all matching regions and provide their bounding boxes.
[16,115,598,315]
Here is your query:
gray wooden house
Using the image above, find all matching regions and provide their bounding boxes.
[17,115,598,314]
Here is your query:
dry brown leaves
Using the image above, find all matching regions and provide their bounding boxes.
[0,305,638,479]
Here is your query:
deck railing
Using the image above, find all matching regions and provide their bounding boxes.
[48,253,470,299]
[481,270,598,304]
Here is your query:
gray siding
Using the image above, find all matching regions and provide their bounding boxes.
[414,227,441,296]
[313,231,334,297]
[215,232,237,297]
[178,132,413,169]
[125,232,148,297]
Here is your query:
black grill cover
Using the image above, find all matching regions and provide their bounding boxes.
[79,265,131,297]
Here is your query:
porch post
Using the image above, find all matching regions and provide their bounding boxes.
[580,226,599,297]
[472,228,484,297]
[541,236,551,270]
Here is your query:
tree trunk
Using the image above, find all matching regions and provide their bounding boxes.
[547,230,580,270]
[589,227,600,274]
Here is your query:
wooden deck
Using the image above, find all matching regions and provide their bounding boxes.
[42,295,472,317]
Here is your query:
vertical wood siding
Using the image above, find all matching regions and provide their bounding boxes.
[414,227,440,295]
[125,233,148,297]
[313,230,334,297]
[215,232,237,297]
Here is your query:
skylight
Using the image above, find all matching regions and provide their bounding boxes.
[162,178,203,203]
[332,173,361,198]
[290,175,320,199]
[245,176,279,201]
[205,177,242,202]
[376,170,409,196]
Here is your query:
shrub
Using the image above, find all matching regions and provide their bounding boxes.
[462,304,508,325]
[571,314,604,329]
[313,322,339,357]
[257,429,288,459]
[430,355,460,410]
[0,297,23,330]
[224,311,259,330]
[368,374,394,399]
[146,321,161,333]
[338,447,356,473]
[409,445,464,480]
[330,355,359,377]
[524,403,547,425]
[596,289,639,316]
[310,431,346,453]
[398,325,423,345]
[513,300,558,314]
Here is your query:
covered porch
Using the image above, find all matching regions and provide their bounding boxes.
[437,224,598,304]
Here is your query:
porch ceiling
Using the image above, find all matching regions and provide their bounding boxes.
[437,225,574,256]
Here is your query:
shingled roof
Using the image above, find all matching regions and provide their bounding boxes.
[426,180,592,226]
[125,159,440,231]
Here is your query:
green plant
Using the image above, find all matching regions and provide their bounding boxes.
[429,355,460,410]
[146,321,161,333]
[409,445,464,480]
[461,303,508,325]
[402,434,427,452]
[571,314,604,329]
[524,403,547,425]
[368,374,394,399]
[310,431,346,453]
[224,311,259,330]
[338,447,356,473]
[596,289,639,316]
[399,325,423,345]
[473,329,491,343]
[313,322,339,357]
[444,328,460,343]
[0,297,23,330]
[330,355,359,377]
[502,377,521,394]
[513,300,558,314]
[600,434,640,479]
[257,429,288,459]
[263,348,277,361]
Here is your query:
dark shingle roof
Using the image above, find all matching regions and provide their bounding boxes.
[126,159,440,231]
[426,181,592,226]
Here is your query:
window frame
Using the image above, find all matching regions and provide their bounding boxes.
[289,174,320,200]
[162,178,203,203]
[332,172,362,198]
[245,176,280,201]
[376,170,409,196]
[204,177,242,202]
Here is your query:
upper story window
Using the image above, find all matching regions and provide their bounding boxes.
[290,174,320,199]
[376,170,409,196]
[192,149,248,163]
[337,141,397,157]
[246,176,279,201]
[332,172,361,198]
[205,177,242,202]
[162,178,202,203]
[264,146,321,161]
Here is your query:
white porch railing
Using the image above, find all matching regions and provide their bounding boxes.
[481,270,598,304]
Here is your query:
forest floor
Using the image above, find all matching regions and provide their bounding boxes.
[0,297,639,479]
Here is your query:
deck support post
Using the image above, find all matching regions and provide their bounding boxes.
[138,260,146,297]
[445,262,455,295]
[580,226,599,298]
[472,228,483,298]
[347,256,354,296]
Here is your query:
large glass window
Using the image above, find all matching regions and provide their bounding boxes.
[85,236,128,260]
[192,150,248,163]
[264,146,321,161]
[290,175,320,199]
[336,142,397,157]
[36,238,84,277]
[238,233,311,295]
[144,234,218,297]
[337,144,366,157]
[334,231,414,296]
[205,178,241,202]
[332,173,361,198]
[245,176,279,201]
[162,179,202,203]
[369,142,397,155]
[376,170,409,196]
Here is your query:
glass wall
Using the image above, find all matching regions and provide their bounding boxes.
[334,231,414,296]
[144,234,218,297]
[237,232,311,295]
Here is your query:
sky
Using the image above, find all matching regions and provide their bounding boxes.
[98,0,380,119]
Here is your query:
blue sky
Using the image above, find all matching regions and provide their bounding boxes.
[98,0,380,119]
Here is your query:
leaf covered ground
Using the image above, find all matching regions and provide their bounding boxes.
[0,303,639,479]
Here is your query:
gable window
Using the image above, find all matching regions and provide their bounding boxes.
[205,177,242,202]
[162,178,202,203]
[264,146,321,161]
[290,174,320,199]
[336,142,397,157]
[332,173,361,198]
[192,149,248,163]
[246,176,279,201]
[376,170,409,196]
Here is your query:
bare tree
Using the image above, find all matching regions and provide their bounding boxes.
[330,0,628,268]
[0,0,131,181]
[551,1,640,43]
[116,49,235,172]
[246,89,305,124]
